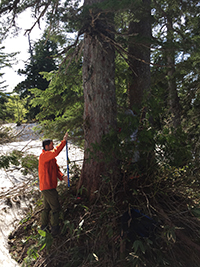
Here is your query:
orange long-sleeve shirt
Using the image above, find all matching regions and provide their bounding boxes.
[38,140,66,191]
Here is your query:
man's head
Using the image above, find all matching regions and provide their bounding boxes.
[42,139,53,151]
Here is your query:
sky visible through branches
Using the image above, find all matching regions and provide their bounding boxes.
[3,10,45,92]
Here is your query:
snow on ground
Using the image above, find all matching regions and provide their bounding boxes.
[0,123,83,267]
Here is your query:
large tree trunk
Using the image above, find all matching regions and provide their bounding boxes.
[77,0,117,200]
[128,0,151,113]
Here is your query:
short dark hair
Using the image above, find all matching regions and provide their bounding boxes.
[42,139,52,149]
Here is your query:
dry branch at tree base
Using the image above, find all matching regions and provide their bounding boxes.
[157,205,200,253]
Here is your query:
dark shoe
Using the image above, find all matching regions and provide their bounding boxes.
[51,225,60,237]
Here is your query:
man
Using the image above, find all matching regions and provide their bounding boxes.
[38,132,68,236]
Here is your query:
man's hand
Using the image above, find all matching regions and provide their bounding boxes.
[63,175,69,184]
[63,132,68,141]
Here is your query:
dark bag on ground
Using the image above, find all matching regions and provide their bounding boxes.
[121,208,158,242]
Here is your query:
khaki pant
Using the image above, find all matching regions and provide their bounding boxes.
[41,189,61,227]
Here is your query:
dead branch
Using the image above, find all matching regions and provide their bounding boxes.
[0,177,38,200]
[157,205,200,253]
[24,0,51,35]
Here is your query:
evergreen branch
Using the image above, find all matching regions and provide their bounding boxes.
[57,39,83,75]
[152,0,169,21]
[0,0,20,14]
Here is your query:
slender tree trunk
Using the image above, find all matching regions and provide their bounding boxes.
[166,17,181,129]
[77,0,117,200]
[127,0,154,171]
[128,0,151,113]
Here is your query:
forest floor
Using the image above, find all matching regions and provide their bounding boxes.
[7,177,200,267]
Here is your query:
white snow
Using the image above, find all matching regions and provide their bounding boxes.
[0,123,83,266]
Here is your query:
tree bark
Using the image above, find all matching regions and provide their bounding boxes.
[77,0,117,200]
[128,0,151,113]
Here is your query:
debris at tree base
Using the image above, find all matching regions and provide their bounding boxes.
[7,176,200,267]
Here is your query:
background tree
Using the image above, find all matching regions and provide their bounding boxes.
[0,44,17,90]
[5,94,27,124]
[0,44,17,121]
[128,0,151,113]
[149,0,200,166]
[0,92,15,121]
[13,34,58,120]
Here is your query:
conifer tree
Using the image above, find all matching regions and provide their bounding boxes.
[13,35,58,120]
[151,0,200,127]
[128,0,151,113]
[0,44,17,121]
[76,0,118,199]
[0,44,16,91]
[150,0,200,165]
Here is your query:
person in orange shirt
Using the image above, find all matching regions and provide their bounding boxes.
[38,132,68,236]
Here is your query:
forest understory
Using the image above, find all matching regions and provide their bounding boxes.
[7,166,200,267]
